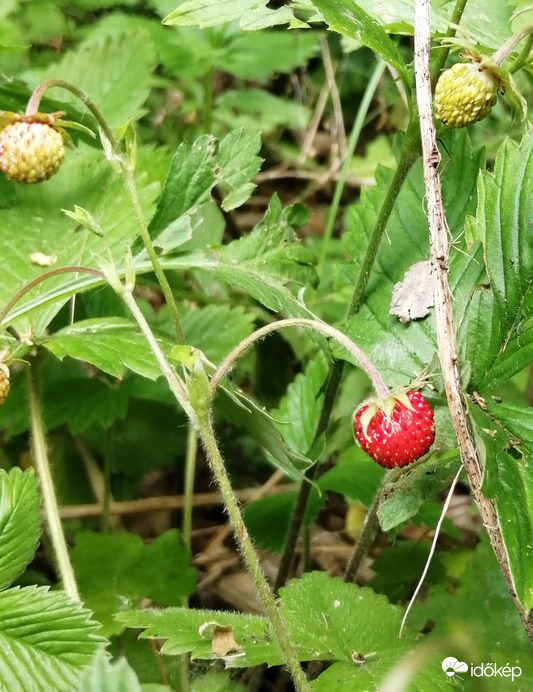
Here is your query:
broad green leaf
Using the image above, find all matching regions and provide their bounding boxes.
[370,540,446,603]
[180,304,256,364]
[312,660,450,692]
[218,32,318,82]
[378,453,461,532]
[119,571,414,669]
[463,130,533,392]
[0,585,105,692]
[43,377,129,434]
[0,468,41,590]
[137,130,262,256]
[72,530,197,637]
[215,382,313,478]
[214,194,318,313]
[41,318,171,380]
[80,652,142,692]
[25,33,157,129]
[338,0,513,49]
[216,90,309,135]
[312,0,411,96]
[469,401,533,611]
[191,671,243,692]
[0,147,159,335]
[339,130,483,387]
[163,0,298,30]
[271,352,329,455]
[410,540,533,685]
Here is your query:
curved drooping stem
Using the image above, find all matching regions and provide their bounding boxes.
[0,266,104,328]
[26,79,185,345]
[210,318,390,401]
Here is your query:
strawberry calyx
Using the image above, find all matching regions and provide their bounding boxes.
[353,390,415,444]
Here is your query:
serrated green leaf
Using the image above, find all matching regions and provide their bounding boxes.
[370,540,446,603]
[134,129,262,256]
[410,540,533,684]
[0,585,105,692]
[191,670,243,692]
[312,0,411,97]
[214,194,318,314]
[41,318,172,380]
[215,382,313,479]
[463,131,533,392]
[218,32,318,82]
[378,454,461,533]
[181,304,256,364]
[119,571,414,668]
[0,148,159,334]
[332,0,513,50]
[470,402,533,611]
[163,0,297,30]
[339,130,483,387]
[80,652,142,692]
[271,352,329,455]
[44,377,129,433]
[25,33,157,129]
[0,468,41,590]
[72,530,197,637]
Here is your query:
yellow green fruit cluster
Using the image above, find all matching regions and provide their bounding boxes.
[0,365,10,406]
[434,62,498,128]
[0,120,65,184]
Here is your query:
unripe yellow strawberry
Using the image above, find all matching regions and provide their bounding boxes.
[434,62,499,128]
[0,365,10,406]
[0,120,65,183]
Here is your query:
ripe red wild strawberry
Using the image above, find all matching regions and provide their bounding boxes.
[353,390,435,469]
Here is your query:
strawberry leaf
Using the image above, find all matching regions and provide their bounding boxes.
[0,468,41,591]
[469,401,533,611]
[463,130,533,392]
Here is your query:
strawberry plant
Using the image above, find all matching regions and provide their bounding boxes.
[0,0,532,691]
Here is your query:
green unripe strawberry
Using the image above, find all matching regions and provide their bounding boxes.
[0,120,65,184]
[0,365,10,406]
[434,62,499,128]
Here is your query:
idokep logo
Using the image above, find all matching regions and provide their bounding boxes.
[441,657,522,686]
[442,657,468,684]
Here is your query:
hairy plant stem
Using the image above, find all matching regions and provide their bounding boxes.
[414,0,533,644]
[117,286,309,690]
[26,79,185,344]
[211,318,390,400]
[198,413,310,692]
[0,266,103,328]
[27,362,79,601]
[274,0,470,591]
